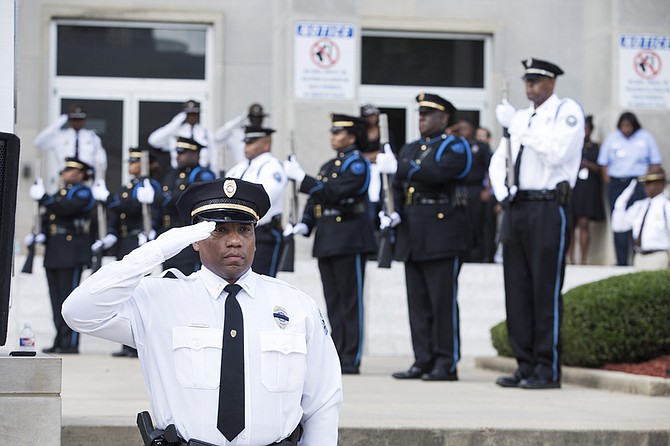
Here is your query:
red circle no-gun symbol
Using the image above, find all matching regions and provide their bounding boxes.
[311,38,339,68]
[633,51,662,80]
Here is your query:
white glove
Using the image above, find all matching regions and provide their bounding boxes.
[290,222,309,236]
[283,155,306,183]
[154,221,215,260]
[495,99,516,128]
[376,144,397,174]
[379,211,401,230]
[137,229,156,246]
[92,233,117,252]
[25,233,46,246]
[283,223,295,237]
[614,180,638,210]
[136,179,155,204]
[171,111,187,125]
[92,179,110,202]
[29,178,45,201]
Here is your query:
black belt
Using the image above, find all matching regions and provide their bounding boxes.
[408,192,450,206]
[609,176,637,183]
[515,189,556,202]
[315,202,366,218]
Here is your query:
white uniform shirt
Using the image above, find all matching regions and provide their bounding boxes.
[611,193,670,252]
[214,111,248,171]
[148,112,217,174]
[34,114,108,173]
[227,152,287,227]
[62,242,342,446]
[489,94,585,202]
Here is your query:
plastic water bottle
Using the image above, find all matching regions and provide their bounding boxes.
[19,323,36,351]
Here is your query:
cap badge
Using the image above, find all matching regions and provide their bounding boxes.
[418,93,425,100]
[223,179,237,198]
[526,58,533,68]
[273,306,289,329]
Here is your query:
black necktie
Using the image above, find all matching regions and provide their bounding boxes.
[514,112,537,188]
[635,201,652,251]
[217,284,245,441]
[74,130,80,159]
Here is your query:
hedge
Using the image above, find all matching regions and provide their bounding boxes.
[490,269,670,368]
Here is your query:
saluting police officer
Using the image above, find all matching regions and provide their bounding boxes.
[63,178,342,445]
[34,104,108,174]
[162,136,216,274]
[376,93,472,381]
[28,157,96,354]
[227,126,288,277]
[283,114,377,375]
[489,58,584,389]
[92,147,167,357]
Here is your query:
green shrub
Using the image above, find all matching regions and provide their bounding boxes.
[490,270,670,368]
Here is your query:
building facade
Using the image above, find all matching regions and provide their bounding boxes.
[9,0,670,265]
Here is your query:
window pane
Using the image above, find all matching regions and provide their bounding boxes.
[362,36,484,88]
[57,25,206,79]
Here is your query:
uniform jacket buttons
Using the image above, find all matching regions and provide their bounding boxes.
[437,213,445,219]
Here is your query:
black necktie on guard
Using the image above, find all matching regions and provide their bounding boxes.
[217,284,245,441]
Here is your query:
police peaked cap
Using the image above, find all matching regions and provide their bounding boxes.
[62,157,94,177]
[176,178,271,225]
[183,100,201,114]
[68,104,87,119]
[361,104,380,117]
[243,125,276,143]
[416,93,456,114]
[248,103,268,117]
[522,57,564,80]
[638,165,666,183]
[330,114,366,132]
[175,136,204,152]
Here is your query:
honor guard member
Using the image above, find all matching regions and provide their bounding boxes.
[376,93,472,381]
[489,58,585,389]
[227,126,288,276]
[28,157,96,354]
[92,148,167,357]
[283,114,377,374]
[148,100,218,174]
[63,178,342,446]
[215,103,269,172]
[162,136,216,274]
[611,165,670,271]
[34,104,108,175]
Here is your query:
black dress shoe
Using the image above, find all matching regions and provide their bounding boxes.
[392,366,425,379]
[58,347,79,354]
[341,364,360,375]
[421,369,458,381]
[42,346,60,354]
[519,376,561,389]
[496,373,523,388]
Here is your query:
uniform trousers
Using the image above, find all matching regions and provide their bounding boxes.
[46,267,83,350]
[465,184,486,262]
[502,199,569,382]
[253,221,284,277]
[317,254,365,369]
[404,257,461,373]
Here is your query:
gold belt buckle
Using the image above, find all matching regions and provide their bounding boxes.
[314,204,322,219]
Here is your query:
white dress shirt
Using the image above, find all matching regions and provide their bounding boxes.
[62,242,342,446]
[227,152,287,227]
[148,112,217,174]
[611,193,670,252]
[34,114,108,173]
[489,94,585,202]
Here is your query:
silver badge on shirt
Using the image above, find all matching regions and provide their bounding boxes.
[273,306,290,329]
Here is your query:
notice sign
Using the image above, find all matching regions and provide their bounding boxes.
[619,34,670,109]
[294,22,356,100]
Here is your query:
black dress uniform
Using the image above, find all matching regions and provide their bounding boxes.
[298,115,377,374]
[40,158,96,353]
[489,58,584,389]
[161,137,216,274]
[108,150,165,259]
[392,94,471,381]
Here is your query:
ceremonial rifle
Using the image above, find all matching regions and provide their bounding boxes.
[21,159,43,274]
[502,80,515,191]
[91,163,107,272]
[278,131,298,272]
[140,150,152,237]
[377,113,395,268]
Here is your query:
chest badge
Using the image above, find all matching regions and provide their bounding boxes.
[273,306,290,329]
